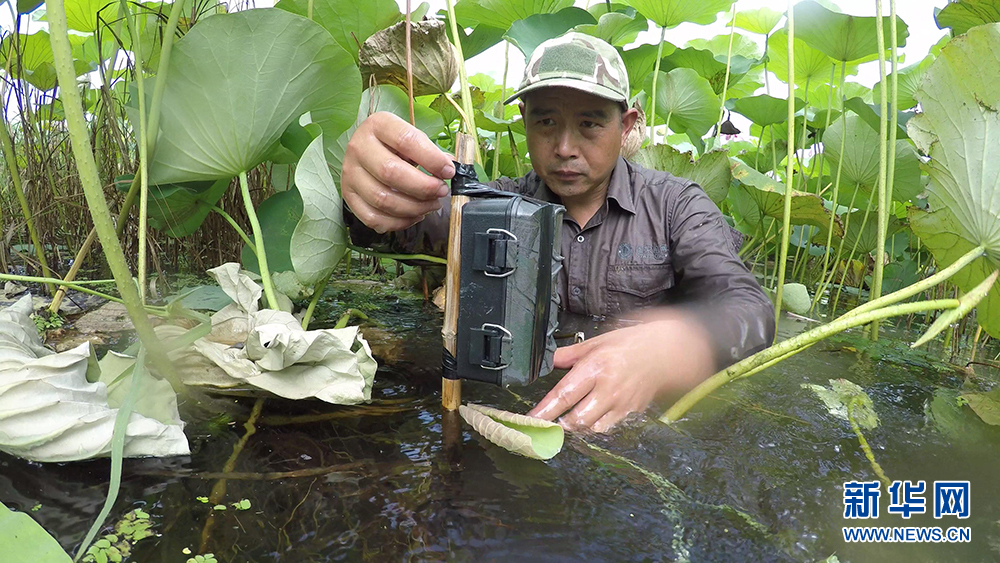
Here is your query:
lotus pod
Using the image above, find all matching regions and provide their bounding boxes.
[622,99,645,160]
[459,403,564,460]
[360,19,459,97]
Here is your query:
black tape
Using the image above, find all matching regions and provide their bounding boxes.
[450,161,512,198]
[442,347,459,380]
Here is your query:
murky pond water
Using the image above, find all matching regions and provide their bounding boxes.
[3,287,999,562]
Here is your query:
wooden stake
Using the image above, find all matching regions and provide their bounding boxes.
[442,132,476,410]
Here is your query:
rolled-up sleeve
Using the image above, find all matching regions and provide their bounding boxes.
[668,182,776,371]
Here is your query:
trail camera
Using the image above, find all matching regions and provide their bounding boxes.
[447,164,564,387]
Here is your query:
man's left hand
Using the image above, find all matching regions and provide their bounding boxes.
[527,313,716,433]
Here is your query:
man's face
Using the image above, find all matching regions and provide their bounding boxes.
[520,87,637,202]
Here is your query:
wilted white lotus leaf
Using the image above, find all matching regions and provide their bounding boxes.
[159,264,377,405]
[0,295,189,462]
[360,19,459,96]
[803,378,879,429]
[460,403,564,460]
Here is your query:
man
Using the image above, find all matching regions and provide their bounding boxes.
[341,33,775,432]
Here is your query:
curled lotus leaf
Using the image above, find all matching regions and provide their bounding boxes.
[360,19,458,97]
[459,404,564,460]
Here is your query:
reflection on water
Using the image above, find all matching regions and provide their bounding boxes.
[2,297,1000,562]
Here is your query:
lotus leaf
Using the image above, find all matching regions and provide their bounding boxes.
[0,295,189,462]
[63,0,118,32]
[766,30,840,88]
[961,388,1000,426]
[872,55,935,111]
[643,68,720,137]
[0,31,89,90]
[574,8,648,47]
[147,9,360,185]
[731,161,843,239]
[731,7,783,35]
[907,24,1000,336]
[633,145,731,204]
[802,379,879,429]
[274,0,401,61]
[459,403,564,460]
[936,0,1000,36]
[660,46,755,95]
[620,43,675,96]
[290,135,347,286]
[792,1,908,63]
[731,94,805,127]
[241,189,301,276]
[360,19,459,96]
[623,0,736,29]
[156,264,377,404]
[0,501,71,562]
[780,283,811,314]
[454,0,574,31]
[842,97,910,140]
[505,7,596,58]
[823,114,922,204]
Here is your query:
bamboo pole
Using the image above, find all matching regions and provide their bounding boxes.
[442,133,476,410]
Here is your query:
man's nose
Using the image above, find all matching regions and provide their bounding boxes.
[554,128,578,159]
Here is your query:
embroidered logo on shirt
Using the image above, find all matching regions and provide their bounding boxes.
[618,242,667,263]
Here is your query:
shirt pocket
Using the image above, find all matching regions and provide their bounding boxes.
[605,263,675,316]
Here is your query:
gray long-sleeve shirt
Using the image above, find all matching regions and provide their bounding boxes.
[347,156,776,371]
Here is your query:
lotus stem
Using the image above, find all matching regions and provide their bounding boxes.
[660,298,960,422]
[347,244,447,264]
[848,397,890,486]
[714,5,738,139]
[46,0,184,391]
[648,25,668,144]
[444,0,480,159]
[492,40,510,181]
[831,198,874,313]
[869,0,890,340]
[238,170,279,309]
[773,0,796,324]
[811,62,848,311]
[209,203,256,253]
[119,0,150,302]
[0,114,54,294]
[301,271,330,329]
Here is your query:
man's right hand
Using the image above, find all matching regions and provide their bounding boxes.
[341,112,457,233]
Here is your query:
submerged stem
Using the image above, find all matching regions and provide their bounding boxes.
[848,398,890,486]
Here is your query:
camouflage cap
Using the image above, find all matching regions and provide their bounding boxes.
[503,32,629,106]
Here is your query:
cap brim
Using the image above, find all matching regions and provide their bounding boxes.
[503,78,627,106]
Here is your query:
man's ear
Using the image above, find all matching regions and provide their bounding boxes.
[620,107,639,141]
[518,101,526,120]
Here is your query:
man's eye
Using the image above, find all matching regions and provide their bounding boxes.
[538,118,555,126]
[581,121,600,128]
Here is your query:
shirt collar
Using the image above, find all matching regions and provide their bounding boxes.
[530,156,635,215]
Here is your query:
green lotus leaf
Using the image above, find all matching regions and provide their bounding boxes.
[780,282,811,314]
[660,46,755,95]
[909,206,1000,339]
[63,0,118,32]
[148,9,360,185]
[447,21,507,60]
[872,54,935,111]
[792,0,908,63]
[961,388,1000,426]
[731,94,805,127]
[731,7,783,35]
[505,7,596,59]
[360,19,459,96]
[731,160,843,239]
[459,404,563,460]
[687,32,764,62]
[0,501,71,562]
[819,210,904,258]
[936,0,1000,36]
[620,42,676,96]
[643,68,720,137]
[242,189,302,276]
[132,178,231,238]
[766,30,843,88]
[633,145,731,203]
[0,31,89,90]
[16,0,44,14]
[290,135,347,286]
[622,0,736,29]
[454,0,574,31]
[842,97,910,140]
[906,23,1000,323]
[574,8,648,47]
[823,114,922,204]
[802,379,879,429]
[274,0,401,62]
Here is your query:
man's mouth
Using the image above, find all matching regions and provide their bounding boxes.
[552,170,583,180]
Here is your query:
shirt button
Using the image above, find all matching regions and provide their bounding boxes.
[571,286,582,296]
[576,235,585,243]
